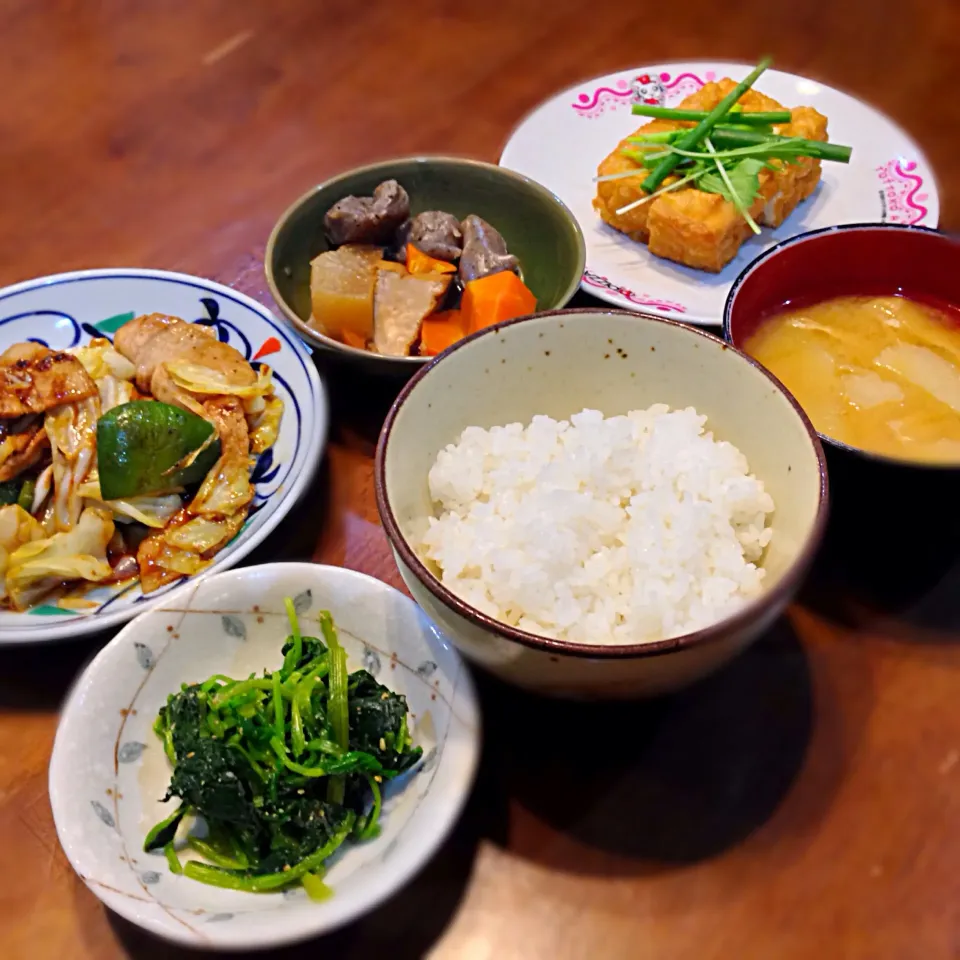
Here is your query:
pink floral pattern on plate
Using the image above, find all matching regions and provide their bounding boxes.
[582,270,687,314]
[875,159,929,225]
[572,69,716,118]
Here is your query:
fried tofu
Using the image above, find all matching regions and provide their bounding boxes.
[761,105,827,228]
[593,80,828,272]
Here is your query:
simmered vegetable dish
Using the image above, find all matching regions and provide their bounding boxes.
[310,180,537,357]
[0,314,283,611]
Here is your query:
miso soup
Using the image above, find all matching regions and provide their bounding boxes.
[745,295,960,463]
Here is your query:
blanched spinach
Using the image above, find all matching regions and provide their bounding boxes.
[144,601,423,897]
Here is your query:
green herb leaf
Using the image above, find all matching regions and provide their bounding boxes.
[700,140,762,235]
[698,157,767,208]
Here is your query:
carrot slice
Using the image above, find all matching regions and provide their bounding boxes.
[341,329,368,350]
[419,310,466,356]
[461,271,537,335]
[406,244,457,276]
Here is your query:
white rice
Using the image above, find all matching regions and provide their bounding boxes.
[417,406,774,645]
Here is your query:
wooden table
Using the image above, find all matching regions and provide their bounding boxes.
[3,2,960,957]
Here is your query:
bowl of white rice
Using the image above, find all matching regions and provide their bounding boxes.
[375,309,828,699]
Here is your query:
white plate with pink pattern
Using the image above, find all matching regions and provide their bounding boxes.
[500,62,940,325]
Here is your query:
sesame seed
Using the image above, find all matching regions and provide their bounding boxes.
[379,738,386,750]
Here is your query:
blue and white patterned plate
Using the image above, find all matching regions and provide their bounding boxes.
[0,268,327,644]
[49,563,480,950]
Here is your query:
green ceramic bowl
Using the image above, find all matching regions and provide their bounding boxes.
[265,156,586,374]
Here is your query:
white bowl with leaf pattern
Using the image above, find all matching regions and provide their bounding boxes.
[48,562,480,950]
[0,268,327,644]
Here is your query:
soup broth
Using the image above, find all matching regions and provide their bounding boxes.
[745,295,960,463]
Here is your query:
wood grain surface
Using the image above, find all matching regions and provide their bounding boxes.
[2,2,960,958]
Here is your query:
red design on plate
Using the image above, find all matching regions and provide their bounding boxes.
[253,337,281,360]
[875,159,929,225]
[573,69,714,118]
[582,271,687,314]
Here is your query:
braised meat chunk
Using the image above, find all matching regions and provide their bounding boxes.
[408,211,463,262]
[459,215,519,283]
[324,180,411,245]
